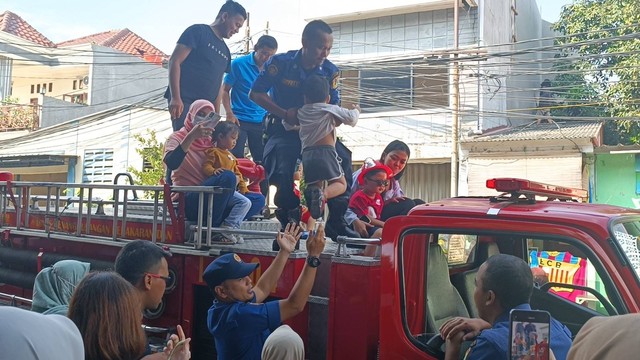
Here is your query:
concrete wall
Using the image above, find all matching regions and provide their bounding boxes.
[0,56,12,101]
[39,95,86,128]
[509,0,552,126]
[338,110,452,161]
[89,45,167,108]
[477,0,550,129]
[10,64,89,105]
[37,45,167,127]
[594,153,640,209]
[332,7,478,56]
[0,107,173,198]
[477,0,511,130]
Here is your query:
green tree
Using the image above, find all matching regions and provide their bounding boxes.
[127,129,165,199]
[552,0,640,144]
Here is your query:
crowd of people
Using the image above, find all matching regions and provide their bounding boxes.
[161,0,425,249]
[4,1,633,360]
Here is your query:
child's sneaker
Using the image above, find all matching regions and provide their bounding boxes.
[220,225,239,244]
[304,184,325,219]
[235,233,245,244]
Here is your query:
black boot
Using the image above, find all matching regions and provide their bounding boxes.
[325,196,360,241]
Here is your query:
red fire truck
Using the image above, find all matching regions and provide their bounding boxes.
[1,175,639,359]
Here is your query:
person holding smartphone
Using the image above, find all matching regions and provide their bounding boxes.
[439,254,572,360]
[164,100,237,239]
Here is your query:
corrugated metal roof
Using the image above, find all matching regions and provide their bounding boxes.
[463,121,603,143]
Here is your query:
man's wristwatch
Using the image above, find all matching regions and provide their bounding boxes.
[307,256,321,268]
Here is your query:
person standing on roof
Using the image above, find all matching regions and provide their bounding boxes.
[165,0,247,131]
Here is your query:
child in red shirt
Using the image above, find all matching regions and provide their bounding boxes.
[349,161,392,255]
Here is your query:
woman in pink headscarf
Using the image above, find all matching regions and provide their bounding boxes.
[164,99,237,235]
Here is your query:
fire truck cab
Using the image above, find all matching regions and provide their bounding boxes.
[1,176,639,359]
[378,178,640,359]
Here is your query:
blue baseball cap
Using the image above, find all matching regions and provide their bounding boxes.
[203,253,259,288]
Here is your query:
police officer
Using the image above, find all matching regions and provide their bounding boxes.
[250,19,357,248]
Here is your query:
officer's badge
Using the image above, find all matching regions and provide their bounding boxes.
[268,64,278,76]
[331,73,339,89]
[234,254,242,262]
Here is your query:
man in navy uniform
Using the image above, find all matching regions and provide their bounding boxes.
[250,20,357,248]
[205,223,325,359]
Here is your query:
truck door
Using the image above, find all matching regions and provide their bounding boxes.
[378,216,635,359]
[378,216,477,359]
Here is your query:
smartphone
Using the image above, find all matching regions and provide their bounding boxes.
[359,215,371,224]
[508,309,550,360]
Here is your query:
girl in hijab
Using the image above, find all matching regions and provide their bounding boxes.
[164,99,237,242]
[31,259,90,315]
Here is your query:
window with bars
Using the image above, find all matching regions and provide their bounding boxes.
[82,149,114,183]
[340,62,449,112]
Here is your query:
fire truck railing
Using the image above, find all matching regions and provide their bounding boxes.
[0,181,224,248]
[0,291,32,308]
[334,236,381,258]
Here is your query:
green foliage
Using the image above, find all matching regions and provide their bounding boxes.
[1,97,37,130]
[127,129,165,199]
[552,0,640,144]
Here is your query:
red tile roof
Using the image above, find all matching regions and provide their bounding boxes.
[57,29,167,60]
[0,11,55,47]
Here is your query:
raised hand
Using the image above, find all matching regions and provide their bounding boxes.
[164,325,191,360]
[276,223,302,253]
[306,223,326,257]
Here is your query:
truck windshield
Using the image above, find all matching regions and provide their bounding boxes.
[611,220,640,280]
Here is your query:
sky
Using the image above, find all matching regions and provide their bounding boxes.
[3,0,574,55]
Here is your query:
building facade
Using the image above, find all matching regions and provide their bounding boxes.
[0,11,167,132]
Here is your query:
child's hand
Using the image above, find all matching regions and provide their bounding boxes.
[213,168,225,176]
[353,219,373,238]
[387,196,407,204]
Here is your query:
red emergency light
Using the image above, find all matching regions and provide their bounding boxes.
[486,178,588,200]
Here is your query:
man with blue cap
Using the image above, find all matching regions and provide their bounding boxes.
[204,223,326,359]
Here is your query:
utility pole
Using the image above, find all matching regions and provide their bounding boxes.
[265,21,270,35]
[451,0,460,197]
[244,13,251,54]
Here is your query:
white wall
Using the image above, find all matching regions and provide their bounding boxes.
[0,107,173,198]
[337,110,452,161]
[36,45,167,127]
[332,7,479,57]
[477,0,511,130]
